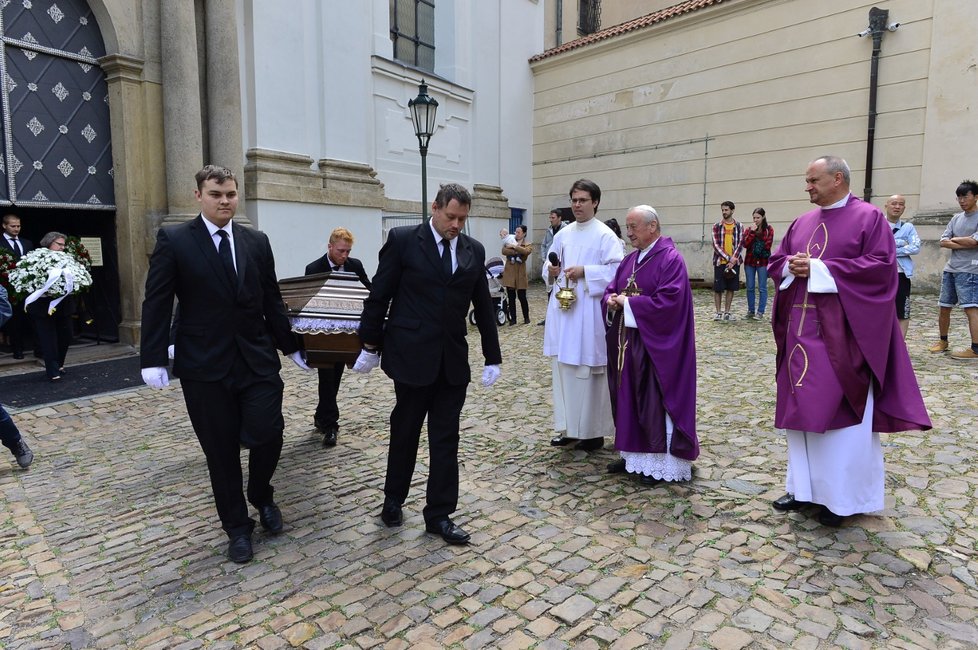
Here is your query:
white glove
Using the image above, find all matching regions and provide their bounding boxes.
[167,344,175,360]
[481,364,501,387]
[352,349,380,373]
[141,367,169,390]
[289,350,312,371]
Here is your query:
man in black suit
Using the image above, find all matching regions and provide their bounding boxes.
[304,227,372,446]
[140,165,311,563]
[355,183,502,545]
[1,213,34,359]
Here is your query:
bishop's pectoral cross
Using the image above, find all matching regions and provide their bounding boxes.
[622,274,642,298]
[616,274,643,373]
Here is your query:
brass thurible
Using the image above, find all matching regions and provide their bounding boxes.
[555,280,576,310]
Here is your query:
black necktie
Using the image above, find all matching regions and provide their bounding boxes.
[216,230,236,281]
[332,265,340,272]
[11,238,20,256]
[440,238,452,277]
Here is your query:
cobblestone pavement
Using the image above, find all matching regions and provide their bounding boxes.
[2,284,978,649]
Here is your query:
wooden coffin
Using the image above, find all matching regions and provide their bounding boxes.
[278,271,370,367]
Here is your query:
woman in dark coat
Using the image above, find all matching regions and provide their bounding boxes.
[26,232,75,380]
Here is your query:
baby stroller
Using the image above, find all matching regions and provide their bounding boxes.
[469,256,509,326]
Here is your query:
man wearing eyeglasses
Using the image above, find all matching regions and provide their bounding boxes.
[542,179,623,452]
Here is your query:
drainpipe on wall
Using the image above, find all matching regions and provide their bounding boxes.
[556,0,562,46]
[859,7,896,202]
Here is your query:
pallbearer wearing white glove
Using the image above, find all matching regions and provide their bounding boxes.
[352,348,380,373]
[355,186,502,545]
[481,364,501,387]
[141,367,170,389]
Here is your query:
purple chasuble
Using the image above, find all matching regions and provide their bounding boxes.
[602,237,699,460]
[769,196,931,433]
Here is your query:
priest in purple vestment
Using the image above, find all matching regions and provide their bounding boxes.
[769,155,931,527]
[602,206,699,486]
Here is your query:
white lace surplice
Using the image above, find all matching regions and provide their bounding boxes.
[620,412,692,481]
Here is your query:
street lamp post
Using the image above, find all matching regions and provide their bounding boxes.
[408,80,439,220]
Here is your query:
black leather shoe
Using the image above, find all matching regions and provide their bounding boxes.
[12,353,23,360]
[323,425,338,447]
[638,474,663,487]
[550,436,573,446]
[11,439,33,468]
[313,417,325,432]
[607,458,626,474]
[227,534,253,563]
[258,503,283,534]
[425,519,471,545]
[576,437,604,451]
[817,507,845,527]
[772,493,806,511]
[380,500,403,527]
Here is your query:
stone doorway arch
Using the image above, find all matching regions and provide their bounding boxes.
[0,0,120,339]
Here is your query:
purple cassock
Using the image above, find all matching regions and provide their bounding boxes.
[769,195,931,433]
[602,237,699,460]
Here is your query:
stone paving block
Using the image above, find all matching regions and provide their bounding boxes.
[441,623,475,645]
[497,630,535,650]
[659,628,692,650]
[766,620,797,645]
[549,594,595,624]
[707,625,753,650]
[833,629,874,650]
[526,616,561,639]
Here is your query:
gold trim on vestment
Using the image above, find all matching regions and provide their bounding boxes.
[787,343,809,391]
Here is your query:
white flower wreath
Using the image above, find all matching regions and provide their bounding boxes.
[8,248,93,314]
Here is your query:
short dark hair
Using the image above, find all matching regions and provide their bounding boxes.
[433,183,472,208]
[604,218,622,238]
[721,200,735,211]
[2,213,19,225]
[570,179,601,207]
[956,180,978,197]
[195,165,237,191]
[515,225,527,236]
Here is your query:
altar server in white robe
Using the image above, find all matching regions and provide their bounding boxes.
[543,179,623,451]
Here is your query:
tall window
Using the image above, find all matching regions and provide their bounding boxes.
[390,0,435,71]
[578,0,601,36]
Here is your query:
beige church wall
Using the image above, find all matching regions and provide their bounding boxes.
[917,0,978,218]
[90,0,169,343]
[532,0,956,289]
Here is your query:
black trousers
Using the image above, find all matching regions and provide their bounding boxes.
[314,362,345,427]
[181,357,285,538]
[506,288,529,323]
[27,298,72,379]
[0,403,23,450]
[385,366,468,524]
[2,304,30,355]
